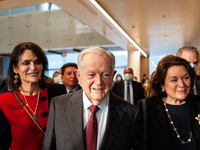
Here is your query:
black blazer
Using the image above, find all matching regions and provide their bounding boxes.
[112,80,144,105]
[135,95,200,150]
[47,84,66,104]
[0,76,7,94]
[42,89,143,150]
[195,75,200,96]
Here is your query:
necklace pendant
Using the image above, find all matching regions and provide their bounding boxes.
[33,114,38,120]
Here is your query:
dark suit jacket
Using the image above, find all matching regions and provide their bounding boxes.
[48,84,67,102]
[0,76,7,94]
[112,80,144,105]
[195,75,200,96]
[42,89,143,150]
[135,95,200,150]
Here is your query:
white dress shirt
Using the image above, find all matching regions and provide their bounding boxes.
[124,80,134,104]
[83,91,109,150]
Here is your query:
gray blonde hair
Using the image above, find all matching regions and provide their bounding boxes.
[176,46,199,59]
[77,47,115,74]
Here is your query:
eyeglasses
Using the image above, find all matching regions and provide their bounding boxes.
[53,74,60,77]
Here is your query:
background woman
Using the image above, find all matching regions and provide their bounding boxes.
[114,74,122,82]
[142,77,150,97]
[0,42,66,150]
[135,55,200,150]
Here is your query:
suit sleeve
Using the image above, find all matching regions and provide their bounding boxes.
[111,81,124,99]
[0,78,7,94]
[42,98,56,150]
[139,83,145,99]
[133,100,144,149]
[0,108,11,150]
[131,105,144,150]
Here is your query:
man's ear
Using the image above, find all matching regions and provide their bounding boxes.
[112,70,117,80]
[75,69,81,83]
[61,75,64,82]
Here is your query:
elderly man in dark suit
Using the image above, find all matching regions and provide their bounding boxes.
[42,47,142,150]
[112,67,144,106]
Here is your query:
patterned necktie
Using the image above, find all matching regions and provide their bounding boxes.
[127,82,130,103]
[85,105,99,150]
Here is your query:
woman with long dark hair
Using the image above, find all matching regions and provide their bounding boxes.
[0,42,66,150]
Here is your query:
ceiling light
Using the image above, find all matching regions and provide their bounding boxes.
[90,0,147,57]
[151,61,157,67]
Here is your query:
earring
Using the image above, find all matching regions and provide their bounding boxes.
[14,74,19,84]
[162,89,164,92]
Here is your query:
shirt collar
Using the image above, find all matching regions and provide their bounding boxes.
[83,91,109,112]
[124,80,132,85]
[66,85,79,93]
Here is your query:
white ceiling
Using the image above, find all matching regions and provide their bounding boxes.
[1,0,200,56]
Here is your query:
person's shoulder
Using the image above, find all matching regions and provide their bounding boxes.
[145,96,161,103]
[0,91,15,104]
[114,80,124,85]
[136,96,162,108]
[132,80,142,85]
[137,96,161,106]
[0,75,6,81]
[0,91,12,96]
[52,89,82,103]
[110,91,138,110]
[47,83,66,95]
[48,83,65,90]
[196,75,200,80]
[187,94,200,102]
[112,80,124,92]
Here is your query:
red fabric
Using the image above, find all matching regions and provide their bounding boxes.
[0,88,49,150]
[85,105,99,150]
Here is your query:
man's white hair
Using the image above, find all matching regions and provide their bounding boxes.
[77,47,115,74]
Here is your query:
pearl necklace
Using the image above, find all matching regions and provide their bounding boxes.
[24,92,40,120]
[163,102,192,144]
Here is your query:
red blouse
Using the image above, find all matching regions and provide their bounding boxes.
[0,88,49,150]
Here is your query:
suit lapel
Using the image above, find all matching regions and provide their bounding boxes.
[153,99,172,138]
[185,95,195,128]
[121,80,125,98]
[132,81,136,100]
[64,90,86,149]
[99,93,124,150]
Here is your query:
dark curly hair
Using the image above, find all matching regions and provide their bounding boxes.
[7,42,50,90]
[152,55,196,98]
